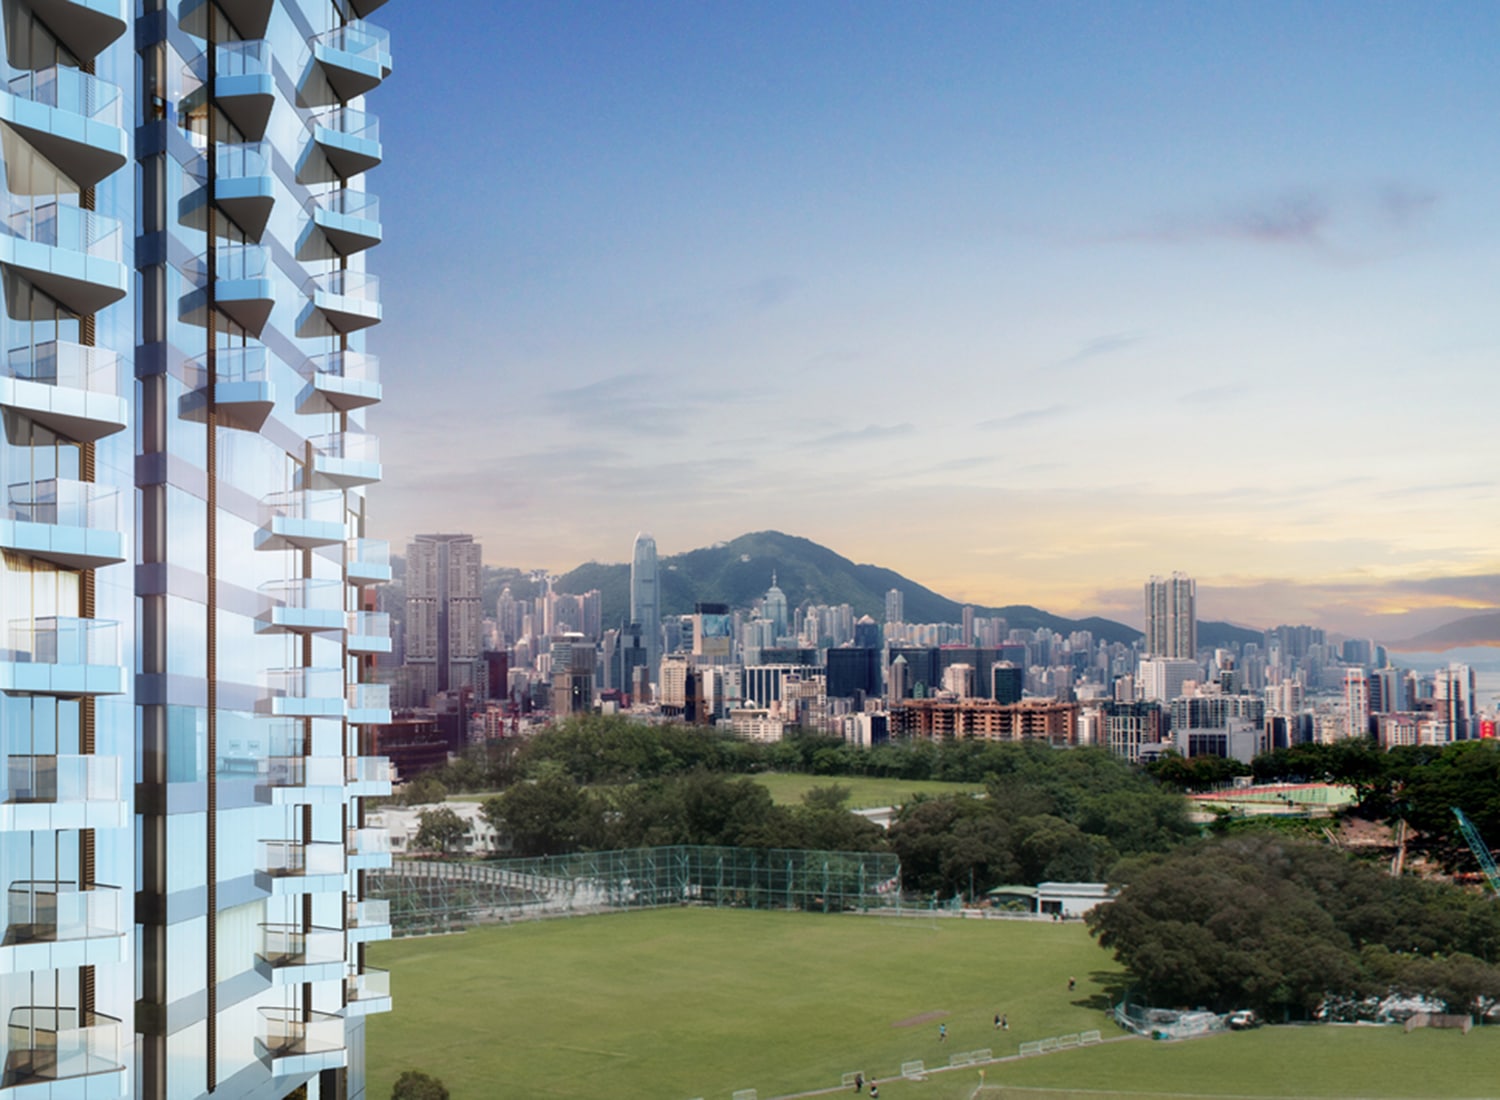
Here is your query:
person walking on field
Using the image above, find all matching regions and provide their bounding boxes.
[939,1022,947,1042]
[1068,976,1076,991]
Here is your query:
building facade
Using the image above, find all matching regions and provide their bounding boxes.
[0,1,397,1097]
[403,533,482,705]
[1144,572,1196,659]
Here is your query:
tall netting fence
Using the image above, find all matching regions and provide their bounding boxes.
[367,845,903,936]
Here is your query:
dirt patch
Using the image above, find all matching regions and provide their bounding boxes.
[891,1010,948,1029]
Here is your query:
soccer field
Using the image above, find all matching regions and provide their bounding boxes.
[365,907,1114,1098]
[364,908,1500,1100]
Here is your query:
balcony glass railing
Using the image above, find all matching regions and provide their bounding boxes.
[347,537,389,571]
[5,754,119,804]
[0,199,122,263]
[6,881,121,943]
[345,684,389,715]
[347,966,390,1001]
[310,106,379,144]
[258,1007,344,1056]
[260,488,344,527]
[346,827,390,856]
[309,189,379,222]
[347,610,388,639]
[6,66,123,127]
[262,667,343,704]
[311,430,379,464]
[312,351,379,386]
[259,839,344,878]
[262,753,345,789]
[183,345,268,390]
[259,923,344,966]
[346,756,392,785]
[5,341,119,396]
[5,1006,122,1083]
[260,577,342,613]
[309,269,379,304]
[188,140,272,186]
[184,243,269,289]
[6,479,121,532]
[311,20,390,63]
[215,38,272,78]
[4,618,119,667]
[347,897,389,928]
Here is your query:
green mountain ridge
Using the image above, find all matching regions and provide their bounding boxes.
[553,530,1258,649]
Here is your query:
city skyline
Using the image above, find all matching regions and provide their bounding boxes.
[368,2,1499,639]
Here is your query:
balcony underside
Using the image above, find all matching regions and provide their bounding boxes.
[0,104,127,191]
[0,519,124,570]
[179,280,275,337]
[179,177,275,242]
[298,132,381,185]
[299,295,380,338]
[301,48,389,108]
[180,0,273,39]
[0,662,124,697]
[11,0,127,65]
[0,375,126,443]
[0,246,127,320]
[177,378,275,432]
[297,373,379,415]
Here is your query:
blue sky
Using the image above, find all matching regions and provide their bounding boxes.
[364,2,1500,638]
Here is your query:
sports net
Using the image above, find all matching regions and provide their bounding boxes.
[368,844,902,935]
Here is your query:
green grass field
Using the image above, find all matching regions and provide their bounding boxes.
[366,907,1500,1100]
[750,772,985,808]
[447,774,982,810]
[366,908,1112,1099]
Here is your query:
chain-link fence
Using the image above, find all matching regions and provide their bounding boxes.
[368,845,902,936]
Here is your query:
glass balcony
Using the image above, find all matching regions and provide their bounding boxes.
[256,578,344,635]
[345,754,392,798]
[0,198,126,317]
[255,923,345,984]
[181,243,274,336]
[0,65,126,189]
[346,826,391,871]
[345,684,390,726]
[344,966,391,1016]
[183,141,275,241]
[3,1006,123,1088]
[307,188,381,257]
[302,107,381,183]
[210,40,275,141]
[310,430,380,488]
[0,340,125,443]
[0,478,123,570]
[5,881,122,946]
[257,840,345,895]
[257,667,345,718]
[345,536,391,583]
[256,1007,346,1076]
[0,618,123,696]
[305,21,392,105]
[178,344,274,431]
[345,897,390,943]
[305,269,381,335]
[346,610,390,654]
[12,2,128,65]
[256,488,345,551]
[299,350,380,415]
[1,754,123,833]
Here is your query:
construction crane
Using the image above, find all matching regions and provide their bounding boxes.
[1452,807,1500,898]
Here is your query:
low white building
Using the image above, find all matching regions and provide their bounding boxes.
[370,801,508,858]
[1036,881,1114,917]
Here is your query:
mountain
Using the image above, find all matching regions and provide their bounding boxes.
[1388,612,1500,653]
[556,530,1160,643]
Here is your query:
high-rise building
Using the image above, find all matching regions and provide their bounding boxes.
[884,587,903,626]
[631,532,659,679]
[761,573,788,639]
[405,533,484,704]
[0,2,401,1097]
[1144,572,1196,659]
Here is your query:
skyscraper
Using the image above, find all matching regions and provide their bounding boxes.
[1144,573,1196,659]
[631,532,659,679]
[0,2,396,1096]
[884,587,904,626]
[405,533,484,704]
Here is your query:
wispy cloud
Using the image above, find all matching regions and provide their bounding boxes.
[1054,333,1144,368]
[1180,385,1249,406]
[737,275,798,309]
[542,372,718,436]
[977,405,1068,431]
[809,423,917,448]
[1375,183,1438,228]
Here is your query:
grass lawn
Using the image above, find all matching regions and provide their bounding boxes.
[750,772,985,809]
[366,908,1115,1099]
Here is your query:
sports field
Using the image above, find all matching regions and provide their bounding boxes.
[364,908,1500,1099]
[750,773,986,808]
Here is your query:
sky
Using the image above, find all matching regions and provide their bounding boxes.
[364,1,1500,640]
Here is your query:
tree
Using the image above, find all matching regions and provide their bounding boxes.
[413,806,470,857]
[482,774,605,857]
[401,774,449,806]
[391,1070,449,1100]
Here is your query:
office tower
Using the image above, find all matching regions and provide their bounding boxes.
[961,605,974,646]
[1434,663,1475,741]
[405,534,483,703]
[1137,657,1201,703]
[992,662,1024,704]
[692,602,732,664]
[630,532,659,678]
[761,574,788,639]
[1344,670,1370,739]
[825,647,881,699]
[549,633,595,716]
[884,587,903,626]
[73,1,397,1097]
[1144,573,1196,659]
